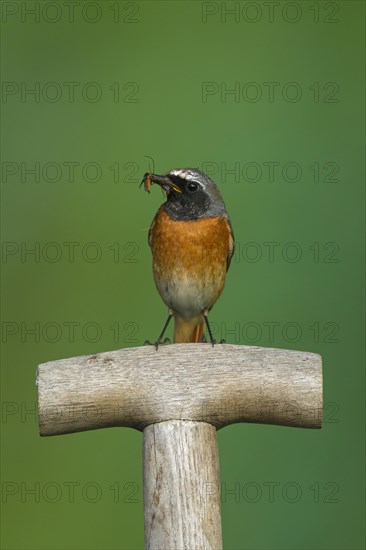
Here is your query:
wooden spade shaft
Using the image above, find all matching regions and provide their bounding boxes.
[144,421,221,549]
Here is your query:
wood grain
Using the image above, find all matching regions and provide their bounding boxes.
[143,420,222,550]
[37,344,322,435]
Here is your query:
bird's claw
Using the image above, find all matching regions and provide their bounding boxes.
[207,338,225,347]
[144,337,170,350]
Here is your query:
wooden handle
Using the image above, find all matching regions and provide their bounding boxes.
[37,344,322,435]
[143,420,222,550]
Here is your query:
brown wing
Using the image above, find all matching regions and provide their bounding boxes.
[226,216,235,271]
[148,212,158,248]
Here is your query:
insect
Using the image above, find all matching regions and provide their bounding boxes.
[140,172,152,193]
[140,173,181,194]
[140,156,158,193]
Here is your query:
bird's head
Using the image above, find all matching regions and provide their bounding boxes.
[141,168,227,220]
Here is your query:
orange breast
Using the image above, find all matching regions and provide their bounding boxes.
[149,208,233,318]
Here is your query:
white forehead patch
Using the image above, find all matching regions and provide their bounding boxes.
[169,169,200,183]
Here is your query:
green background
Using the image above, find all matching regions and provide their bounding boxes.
[1,1,365,549]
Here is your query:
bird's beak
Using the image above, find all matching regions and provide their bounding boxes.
[141,173,182,194]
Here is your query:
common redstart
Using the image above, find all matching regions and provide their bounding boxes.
[141,168,234,347]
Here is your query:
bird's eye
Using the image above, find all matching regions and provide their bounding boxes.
[187,182,198,192]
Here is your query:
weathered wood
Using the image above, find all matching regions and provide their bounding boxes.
[37,343,323,550]
[37,344,322,435]
[143,420,222,550]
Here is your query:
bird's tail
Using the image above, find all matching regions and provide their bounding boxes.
[174,314,204,343]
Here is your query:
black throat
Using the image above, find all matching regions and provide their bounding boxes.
[162,191,212,221]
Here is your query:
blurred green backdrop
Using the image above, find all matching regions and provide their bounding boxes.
[1,1,365,549]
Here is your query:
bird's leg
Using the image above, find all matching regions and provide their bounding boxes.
[202,310,216,347]
[202,310,226,346]
[155,312,173,346]
[144,310,173,350]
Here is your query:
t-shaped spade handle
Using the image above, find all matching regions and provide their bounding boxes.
[37,344,322,549]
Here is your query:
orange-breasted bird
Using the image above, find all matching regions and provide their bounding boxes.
[141,168,234,347]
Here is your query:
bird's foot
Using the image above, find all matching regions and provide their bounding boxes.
[143,337,170,350]
[206,338,225,347]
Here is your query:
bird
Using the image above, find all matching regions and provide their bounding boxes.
[141,168,234,347]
